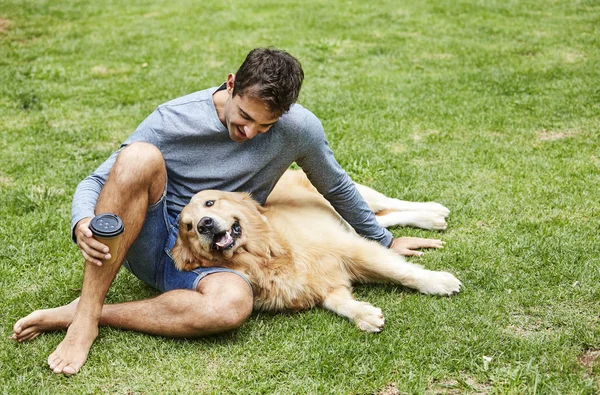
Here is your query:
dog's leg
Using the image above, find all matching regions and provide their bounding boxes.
[347,241,461,296]
[322,287,385,333]
[354,183,450,218]
[375,210,447,230]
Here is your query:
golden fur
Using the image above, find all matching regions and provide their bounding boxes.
[171,170,461,332]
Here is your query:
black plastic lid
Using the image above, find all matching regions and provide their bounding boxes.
[89,213,124,238]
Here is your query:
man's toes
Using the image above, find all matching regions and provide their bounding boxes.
[20,332,40,342]
[15,326,37,340]
[48,354,61,369]
[51,359,66,373]
[53,357,78,375]
[63,367,77,375]
[12,321,23,334]
[62,362,82,375]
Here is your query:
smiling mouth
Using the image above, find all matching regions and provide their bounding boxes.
[212,230,236,251]
[237,126,246,139]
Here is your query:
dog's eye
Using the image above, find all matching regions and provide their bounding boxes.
[232,222,242,236]
[185,222,193,232]
[205,200,215,207]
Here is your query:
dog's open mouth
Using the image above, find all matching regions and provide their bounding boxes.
[211,221,242,252]
[213,231,235,251]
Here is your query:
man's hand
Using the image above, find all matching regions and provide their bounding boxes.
[390,237,445,257]
[75,217,111,266]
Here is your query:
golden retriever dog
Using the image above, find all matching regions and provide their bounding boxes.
[171,170,461,332]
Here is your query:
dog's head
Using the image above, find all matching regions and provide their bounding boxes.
[171,190,273,271]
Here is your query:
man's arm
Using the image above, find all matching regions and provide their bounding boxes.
[70,108,166,267]
[294,112,393,247]
[71,151,119,242]
[71,108,166,240]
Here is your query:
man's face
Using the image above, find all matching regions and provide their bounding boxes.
[224,94,280,143]
[223,74,280,143]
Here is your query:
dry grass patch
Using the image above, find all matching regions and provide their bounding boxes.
[579,349,600,389]
[0,176,14,186]
[429,376,492,394]
[91,65,130,77]
[377,382,403,395]
[579,349,600,374]
[389,143,407,154]
[506,313,546,338]
[423,53,454,60]
[562,51,585,63]
[413,129,440,142]
[0,18,12,33]
[537,129,579,141]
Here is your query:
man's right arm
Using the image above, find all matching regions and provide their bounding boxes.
[70,149,121,243]
[70,150,124,266]
[71,107,165,265]
[70,107,165,241]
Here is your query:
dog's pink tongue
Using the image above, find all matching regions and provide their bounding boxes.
[215,231,233,248]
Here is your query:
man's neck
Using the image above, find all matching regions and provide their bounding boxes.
[212,89,228,126]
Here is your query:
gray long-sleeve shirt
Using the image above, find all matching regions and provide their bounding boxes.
[71,86,393,247]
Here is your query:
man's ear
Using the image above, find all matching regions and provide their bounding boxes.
[226,73,235,94]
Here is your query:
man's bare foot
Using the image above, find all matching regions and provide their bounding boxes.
[47,316,98,375]
[391,236,445,257]
[12,298,97,374]
[12,298,80,343]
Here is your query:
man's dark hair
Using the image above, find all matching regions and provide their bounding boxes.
[233,48,304,117]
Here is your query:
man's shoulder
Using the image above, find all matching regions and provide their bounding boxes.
[134,86,223,135]
[158,86,218,111]
[277,104,323,132]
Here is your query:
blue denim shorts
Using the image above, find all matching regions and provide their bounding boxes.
[122,189,251,293]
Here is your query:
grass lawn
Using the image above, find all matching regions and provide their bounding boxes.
[1,0,599,393]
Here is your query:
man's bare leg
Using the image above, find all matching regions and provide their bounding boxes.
[12,272,253,341]
[46,142,166,375]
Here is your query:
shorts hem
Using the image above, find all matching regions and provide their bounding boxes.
[191,268,254,296]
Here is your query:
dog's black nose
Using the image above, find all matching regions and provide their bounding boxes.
[197,217,214,234]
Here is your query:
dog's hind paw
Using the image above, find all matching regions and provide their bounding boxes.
[354,304,385,333]
[417,271,462,296]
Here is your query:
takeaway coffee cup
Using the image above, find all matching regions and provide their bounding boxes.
[89,213,124,265]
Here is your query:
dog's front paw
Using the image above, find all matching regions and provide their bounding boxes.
[413,212,448,230]
[424,202,450,218]
[417,271,462,296]
[354,303,385,333]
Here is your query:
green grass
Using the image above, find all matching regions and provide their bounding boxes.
[1,0,599,393]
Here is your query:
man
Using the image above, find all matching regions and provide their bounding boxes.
[12,48,443,375]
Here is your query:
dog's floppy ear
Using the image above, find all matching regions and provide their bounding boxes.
[238,192,267,214]
[171,213,200,271]
[171,236,197,271]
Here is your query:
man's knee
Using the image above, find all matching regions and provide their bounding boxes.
[111,143,165,185]
[195,272,253,331]
[108,142,166,201]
